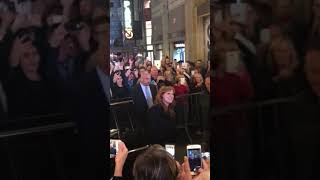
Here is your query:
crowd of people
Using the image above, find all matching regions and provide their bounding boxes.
[109,53,211,145]
[212,1,320,180]
[109,54,211,101]
[0,0,108,120]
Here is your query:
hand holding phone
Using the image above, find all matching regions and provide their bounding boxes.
[113,140,128,177]
[187,144,202,175]
[110,139,120,158]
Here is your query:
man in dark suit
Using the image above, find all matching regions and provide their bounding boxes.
[131,71,157,136]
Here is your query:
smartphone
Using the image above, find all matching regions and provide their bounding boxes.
[110,139,120,158]
[225,51,241,73]
[191,70,195,76]
[260,28,271,44]
[187,144,202,175]
[125,66,130,70]
[165,144,175,158]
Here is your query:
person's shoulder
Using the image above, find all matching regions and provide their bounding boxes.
[149,104,162,112]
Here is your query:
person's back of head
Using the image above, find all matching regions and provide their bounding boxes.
[133,145,178,180]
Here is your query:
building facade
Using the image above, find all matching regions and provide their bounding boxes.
[151,0,210,63]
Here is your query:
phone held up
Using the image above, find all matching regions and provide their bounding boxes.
[187,144,202,175]
[110,139,120,158]
[165,144,175,159]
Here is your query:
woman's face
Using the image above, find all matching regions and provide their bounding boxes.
[194,74,202,84]
[20,45,40,73]
[116,76,123,86]
[162,90,174,105]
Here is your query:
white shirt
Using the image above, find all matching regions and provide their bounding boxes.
[140,83,153,107]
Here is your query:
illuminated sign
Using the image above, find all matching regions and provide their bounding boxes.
[124,0,134,39]
[175,43,185,48]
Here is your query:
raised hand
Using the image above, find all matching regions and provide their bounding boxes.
[114,141,128,177]
[9,35,33,67]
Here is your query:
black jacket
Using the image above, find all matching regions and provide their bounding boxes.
[71,69,109,180]
[147,104,176,145]
[131,83,157,128]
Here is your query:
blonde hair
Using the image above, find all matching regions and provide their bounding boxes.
[154,86,176,120]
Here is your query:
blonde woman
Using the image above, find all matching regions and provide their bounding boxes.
[147,86,176,145]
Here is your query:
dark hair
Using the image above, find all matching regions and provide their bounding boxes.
[133,145,178,180]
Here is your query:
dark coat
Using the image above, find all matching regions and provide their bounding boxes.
[71,69,109,180]
[131,83,157,129]
[147,104,176,145]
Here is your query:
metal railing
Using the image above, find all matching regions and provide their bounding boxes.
[211,93,303,180]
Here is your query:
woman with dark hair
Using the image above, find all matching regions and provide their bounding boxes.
[6,41,59,119]
[147,86,176,145]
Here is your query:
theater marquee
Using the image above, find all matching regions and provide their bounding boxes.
[123,0,134,40]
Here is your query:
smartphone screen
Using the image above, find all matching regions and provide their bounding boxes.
[110,139,119,158]
[187,145,202,174]
[165,144,175,158]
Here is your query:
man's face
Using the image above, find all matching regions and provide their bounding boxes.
[305,51,320,96]
[140,72,151,85]
[150,67,158,78]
